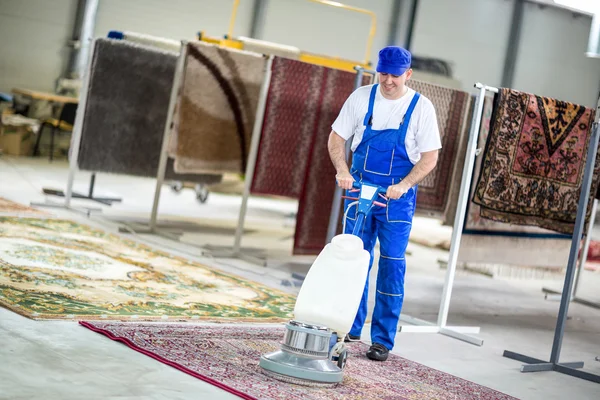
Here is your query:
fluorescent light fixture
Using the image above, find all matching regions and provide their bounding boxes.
[587,12,600,58]
[553,0,600,15]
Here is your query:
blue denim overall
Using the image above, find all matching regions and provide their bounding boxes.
[344,84,420,350]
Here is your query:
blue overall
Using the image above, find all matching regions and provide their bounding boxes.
[345,84,420,350]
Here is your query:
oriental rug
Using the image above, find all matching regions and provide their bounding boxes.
[76,38,219,184]
[292,69,370,255]
[473,88,599,235]
[406,80,472,216]
[463,95,565,237]
[0,217,295,320]
[585,240,600,262]
[291,77,468,255]
[171,41,267,175]
[80,322,518,400]
[250,57,328,199]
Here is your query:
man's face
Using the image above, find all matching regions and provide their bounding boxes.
[378,69,412,99]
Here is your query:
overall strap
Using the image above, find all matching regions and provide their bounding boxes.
[400,92,420,128]
[363,84,379,126]
[398,92,420,145]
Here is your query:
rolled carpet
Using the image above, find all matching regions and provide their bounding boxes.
[107,30,181,53]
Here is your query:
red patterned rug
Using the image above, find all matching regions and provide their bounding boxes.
[473,88,599,235]
[292,68,370,255]
[250,57,327,199]
[585,240,600,262]
[291,78,470,254]
[80,322,517,400]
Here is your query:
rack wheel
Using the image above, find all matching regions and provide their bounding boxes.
[337,349,348,369]
[195,184,209,203]
[170,182,183,193]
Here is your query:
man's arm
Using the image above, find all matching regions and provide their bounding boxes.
[328,131,355,189]
[386,150,438,199]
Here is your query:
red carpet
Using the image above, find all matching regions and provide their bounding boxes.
[81,321,518,400]
[292,67,367,255]
[250,57,327,199]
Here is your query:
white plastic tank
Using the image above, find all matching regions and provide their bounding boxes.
[293,233,370,335]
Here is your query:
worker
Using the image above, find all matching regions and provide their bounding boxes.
[328,46,441,361]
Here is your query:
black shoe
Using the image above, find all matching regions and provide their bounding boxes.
[344,334,361,343]
[366,343,389,361]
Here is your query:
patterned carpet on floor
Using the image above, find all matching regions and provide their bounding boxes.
[0,217,295,321]
[81,321,518,400]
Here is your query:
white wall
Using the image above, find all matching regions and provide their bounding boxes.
[0,0,77,93]
[1,0,598,106]
[259,0,393,67]
[410,0,513,91]
[513,2,600,107]
[93,0,254,42]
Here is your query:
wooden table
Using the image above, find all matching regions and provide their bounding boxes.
[12,88,78,104]
[11,88,79,120]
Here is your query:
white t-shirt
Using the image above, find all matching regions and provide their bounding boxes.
[331,84,441,164]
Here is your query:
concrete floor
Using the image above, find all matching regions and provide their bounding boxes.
[1,156,600,400]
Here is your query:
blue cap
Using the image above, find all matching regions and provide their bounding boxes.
[376,46,411,76]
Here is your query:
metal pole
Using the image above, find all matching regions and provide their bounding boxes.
[326,66,367,243]
[149,42,187,232]
[572,198,598,297]
[549,94,600,364]
[404,0,419,51]
[501,0,525,88]
[65,38,97,207]
[88,173,96,198]
[586,12,600,59]
[387,0,403,45]
[232,55,274,253]
[249,0,268,39]
[437,83,487,327]
[75,0,99,80]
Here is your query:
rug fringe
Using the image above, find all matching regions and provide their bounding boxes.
[0,305,292,323]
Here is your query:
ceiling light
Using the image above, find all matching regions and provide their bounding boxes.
[553,0,600,15]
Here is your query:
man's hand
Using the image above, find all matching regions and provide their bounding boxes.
[328,131,355,190]
[387,150,438,200]
[386,181,410,200]
[336,171,355,190]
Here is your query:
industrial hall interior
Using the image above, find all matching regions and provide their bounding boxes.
[2,0,600,399]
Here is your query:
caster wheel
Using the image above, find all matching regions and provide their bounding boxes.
[195,184,209,203]
[337,349,348,369]
[170,182,183,193]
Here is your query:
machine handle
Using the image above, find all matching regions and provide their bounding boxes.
[351,181,388,195]
[341,196,387,208]
[339,180,389,202]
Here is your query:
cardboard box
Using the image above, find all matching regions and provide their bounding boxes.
[0,124,34,156]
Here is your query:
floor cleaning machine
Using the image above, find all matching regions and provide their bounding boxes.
[259,181,388,387]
